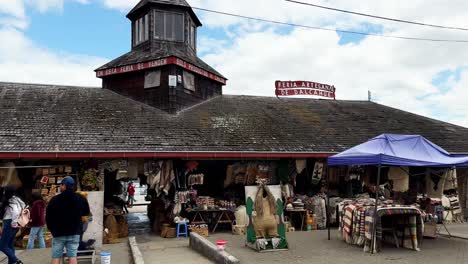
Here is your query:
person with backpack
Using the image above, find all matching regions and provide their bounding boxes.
[0,186,26,264]
[27,193,46,250]
[46,176,90,264]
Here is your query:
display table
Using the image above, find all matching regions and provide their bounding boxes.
[187,208,234,233]
[285,209,307,231]
[340,203,423,253]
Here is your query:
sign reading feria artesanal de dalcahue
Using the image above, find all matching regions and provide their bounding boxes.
[275,80,336,99]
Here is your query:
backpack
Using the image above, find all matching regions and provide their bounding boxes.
[16,207,30,227]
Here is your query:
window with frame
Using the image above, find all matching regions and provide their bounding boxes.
[144,70,161,89]
[183,71,195,92]
[154,11,184,42]
[189,24,196,49]
[134,14,149,46]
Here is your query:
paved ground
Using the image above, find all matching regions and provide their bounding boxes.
[208,230,468,264]
[136,234,213,264]
[439,223,468,239]
[0,242,131,264]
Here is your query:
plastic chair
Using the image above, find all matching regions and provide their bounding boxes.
[176,222,188,238]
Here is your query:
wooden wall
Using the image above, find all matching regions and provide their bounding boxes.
[103,64,222,114]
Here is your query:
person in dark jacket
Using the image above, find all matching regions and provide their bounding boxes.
[46,177,90,264]
[27,193,46,250]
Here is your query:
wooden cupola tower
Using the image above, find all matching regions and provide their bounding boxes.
[95,0,227,114]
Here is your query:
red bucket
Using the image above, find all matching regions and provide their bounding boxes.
[216,240,227,251]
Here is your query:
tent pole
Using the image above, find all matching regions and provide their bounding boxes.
[371,164,381,254]
[327,166,331,240]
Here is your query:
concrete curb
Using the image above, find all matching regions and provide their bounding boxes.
[128,236,145,264]
[189,233,240,264]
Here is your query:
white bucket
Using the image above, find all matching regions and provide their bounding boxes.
[100,252,111,264]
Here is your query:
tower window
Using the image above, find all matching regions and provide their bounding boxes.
[189,23,196,49]
[134,14,149,46]
[154,11,184,42]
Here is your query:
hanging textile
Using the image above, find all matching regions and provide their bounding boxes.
[224,165,234,188]
[233,163,247,185]
[288,160,297,186]
[146,161,162,190]
[443,169,458,191]
[388,166,409,192]
[127,160,139,180]
[311,161,324,185]
[295,159,306,174]
[245,163,258,185]
[257,163,270,181]
[0,162,21,188]
[425,169,446,199]
[159,160,175,195]
[185,161,199,173]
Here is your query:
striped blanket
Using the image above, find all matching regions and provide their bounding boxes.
[341,203,423,253]
[364,206,423,252]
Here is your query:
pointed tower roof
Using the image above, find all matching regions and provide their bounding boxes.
[127,0,201,26]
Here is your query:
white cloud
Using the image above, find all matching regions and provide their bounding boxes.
[101,0,139,11]
[0,0,104,87]
[189,0,468,127]
[0,27,106,87]
[26,0,64,13]
[0,0,25,18]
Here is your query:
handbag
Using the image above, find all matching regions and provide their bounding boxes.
[16,208,31,228]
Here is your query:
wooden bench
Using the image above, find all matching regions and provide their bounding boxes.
[62,250,95,264]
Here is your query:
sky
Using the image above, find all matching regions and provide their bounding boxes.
[0,0,468,128]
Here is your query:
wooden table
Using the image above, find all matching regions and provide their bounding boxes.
[286,209,307,231]
[188,208,234,233]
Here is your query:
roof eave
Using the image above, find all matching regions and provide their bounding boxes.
[0,151,335,159]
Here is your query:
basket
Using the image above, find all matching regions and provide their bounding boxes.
[160,224,177,238]
[232,221,247,235]
[232,225,246,235]
[189,224,209,237]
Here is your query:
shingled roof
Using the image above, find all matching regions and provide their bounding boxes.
[1,82,468,154]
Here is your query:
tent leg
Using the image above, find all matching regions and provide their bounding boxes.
[327,167,331,241]
[370,165,381,254]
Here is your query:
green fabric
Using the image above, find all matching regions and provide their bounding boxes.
[246,197,256,243]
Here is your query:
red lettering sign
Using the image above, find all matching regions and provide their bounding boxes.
[275,80,336,99]
[95,56,227,85]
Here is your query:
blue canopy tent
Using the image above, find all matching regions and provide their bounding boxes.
[326,134,468,253]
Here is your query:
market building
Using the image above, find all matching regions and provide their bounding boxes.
[0,0,467,254]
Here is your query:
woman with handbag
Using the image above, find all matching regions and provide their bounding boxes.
[0,186,26,264]
[27,193,46,250]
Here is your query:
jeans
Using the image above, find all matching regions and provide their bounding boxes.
[27,226,46,249]
[0,219,20,264]
[128,195,136,206]
[52,235,80,258]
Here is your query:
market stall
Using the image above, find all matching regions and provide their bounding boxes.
[328,134,468,253]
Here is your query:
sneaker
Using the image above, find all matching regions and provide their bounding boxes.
[16,260,23,264]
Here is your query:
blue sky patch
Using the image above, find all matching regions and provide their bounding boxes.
[337,23,383,45]
[25,2,130,59]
